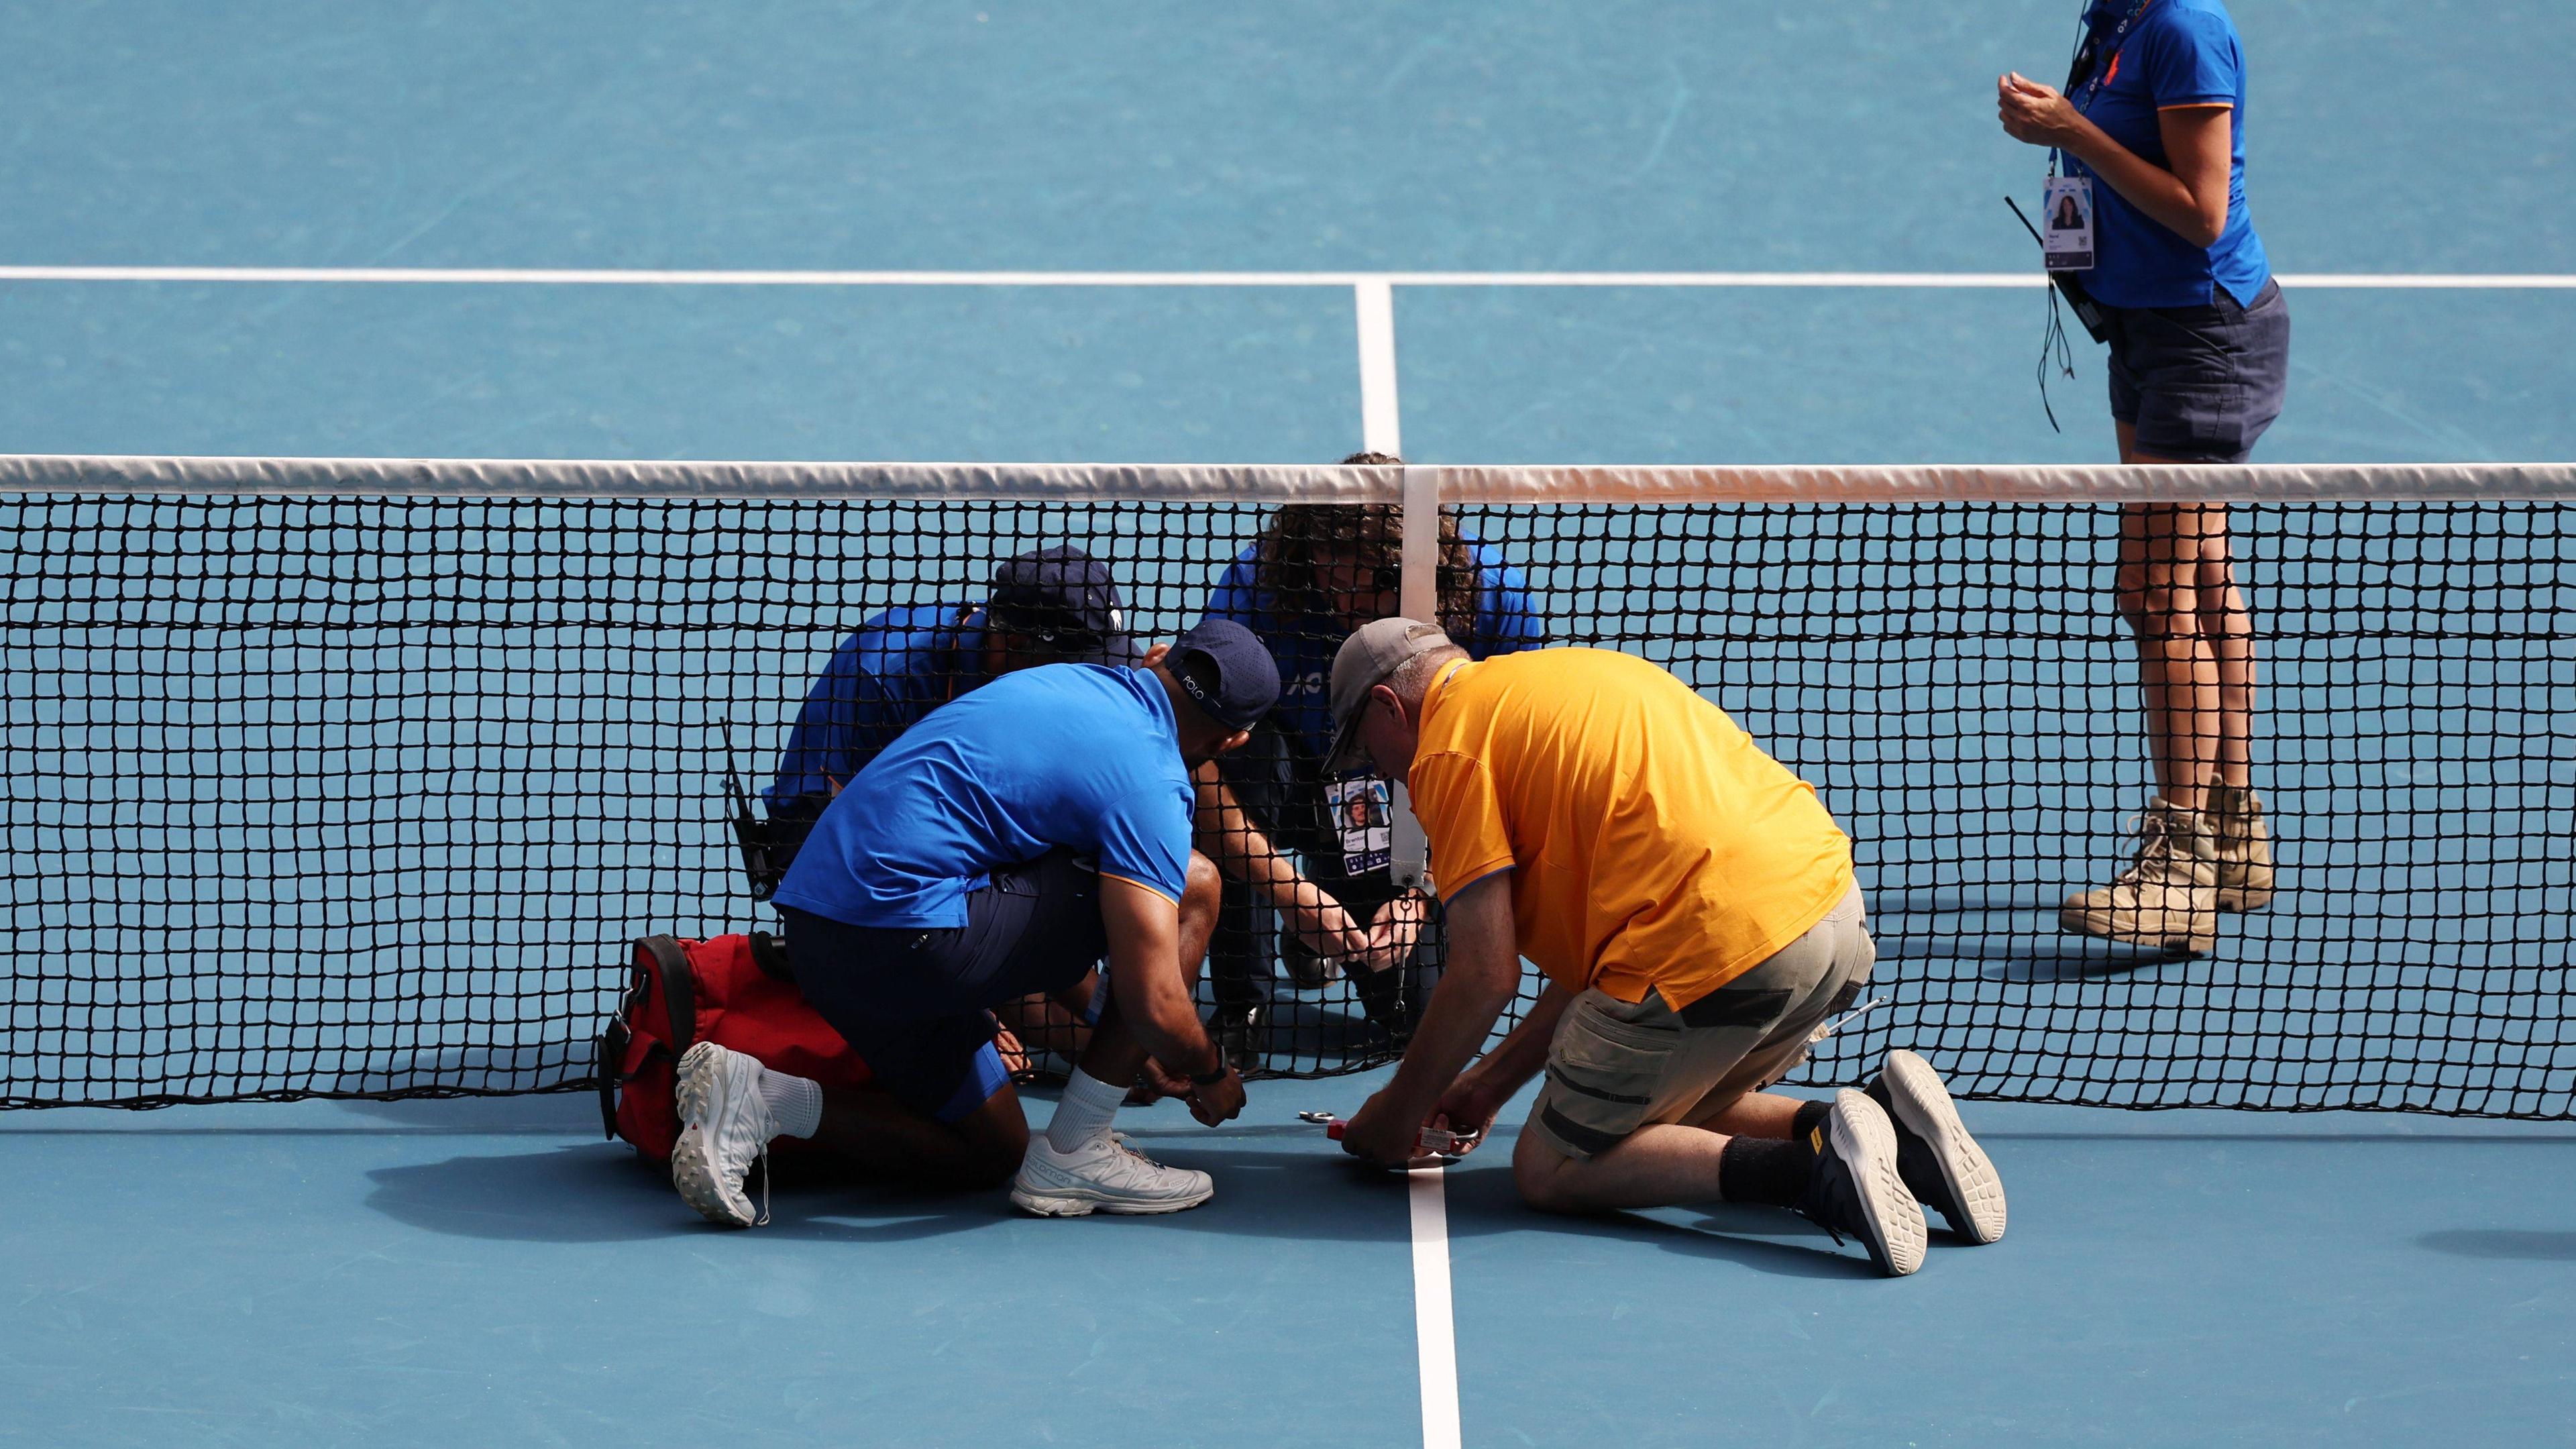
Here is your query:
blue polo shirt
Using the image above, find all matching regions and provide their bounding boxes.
[2065,0,2270,309]
[1198,539,1544,763]
[773,663,1195,929]
[764,602,987,811]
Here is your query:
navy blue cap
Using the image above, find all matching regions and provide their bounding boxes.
[980,545,1133,664]
[1165,619,1282,731]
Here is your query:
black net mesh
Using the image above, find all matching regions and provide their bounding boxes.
[4,489,2571,1115]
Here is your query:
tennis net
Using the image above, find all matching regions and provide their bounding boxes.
[3,455,2571,1116]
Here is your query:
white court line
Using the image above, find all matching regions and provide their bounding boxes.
[1359,276,1459,1449]
[1409,1164,1463,1449]
[1355,279,1403,454]
[0,266,2571,288]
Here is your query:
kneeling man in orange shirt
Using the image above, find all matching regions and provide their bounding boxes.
[1328,622,2006,1276]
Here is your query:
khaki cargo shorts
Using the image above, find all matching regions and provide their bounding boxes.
[1527,882,1874,1161]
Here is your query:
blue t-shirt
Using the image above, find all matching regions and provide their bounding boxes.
[773,663,1195,929]
[1197,538,1544,761]
[2065,0,2271,309]
[764,601,987,810]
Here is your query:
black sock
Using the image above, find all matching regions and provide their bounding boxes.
[1790,1098,1833,1159]
[1717,1135,1808,1208]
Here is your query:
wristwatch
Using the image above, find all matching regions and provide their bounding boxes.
[1188,1061,1232,1087]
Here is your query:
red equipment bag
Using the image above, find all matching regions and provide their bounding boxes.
[596,931,874,1163]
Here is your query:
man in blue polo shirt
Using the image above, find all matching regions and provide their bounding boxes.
[735,545,1136,1077]
[1195,456,1544,1065]
[745,544,1134,894]
[666,621,1279,1226]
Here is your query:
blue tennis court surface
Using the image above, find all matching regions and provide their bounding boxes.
[4,3,2574,1445]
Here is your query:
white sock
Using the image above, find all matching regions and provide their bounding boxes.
[1045,1067,1126,1155]
[756,1066,824,1140]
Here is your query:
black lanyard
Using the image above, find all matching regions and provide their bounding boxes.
[2065,0,2153,102]
[2053,0,2152,177]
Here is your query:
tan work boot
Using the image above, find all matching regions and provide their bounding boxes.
[2060,799,2222,953]
[2207,782,2275,912]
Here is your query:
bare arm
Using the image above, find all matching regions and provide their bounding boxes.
[1340,871,1521,1164]
[1998,73,2235,249]
[1448,976,1573,1112]
[1097,874,1222,1077]
[1188,759,1369,957]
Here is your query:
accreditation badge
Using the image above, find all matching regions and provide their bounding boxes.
[1326,775,1394,875]
[2041,175,2096,271]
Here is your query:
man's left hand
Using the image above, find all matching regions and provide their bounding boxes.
[1339,1087,1430,1167]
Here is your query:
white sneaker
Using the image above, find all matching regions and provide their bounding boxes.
[1010,1131,1215,1217]
[671,1041,777,1228]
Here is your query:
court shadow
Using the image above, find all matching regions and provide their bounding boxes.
[1892,935,2195,981]
[308,1044,596,1104]
[362,1130,1921,1269]
[2415,1229,2576,1261]
[334,1090,600,1133]
[1865,890,2043,916]
[1437,1162,1880,1280]
[363,1143,1008,1246]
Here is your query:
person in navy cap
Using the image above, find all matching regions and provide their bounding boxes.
[733,545,1138,1076]
[667,621,1281,1226]
[749,543,1136,888]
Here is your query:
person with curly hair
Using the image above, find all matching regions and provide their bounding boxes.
[1192,453,1543,1066]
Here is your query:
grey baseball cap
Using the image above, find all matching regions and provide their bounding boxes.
[1324,617,1456,773]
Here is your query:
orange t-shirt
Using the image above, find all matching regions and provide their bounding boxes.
[1406,648,1855,1010]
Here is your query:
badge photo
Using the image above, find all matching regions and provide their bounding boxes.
[1326,776,1393,875]
[2041,176,2096,272]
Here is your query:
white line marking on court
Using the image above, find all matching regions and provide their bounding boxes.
[1355,280,1403,454]
[1364,279,1457,1449]
[0,266,2570,288]
[1409,1163,1463,1449]
[1362,282,1436,896]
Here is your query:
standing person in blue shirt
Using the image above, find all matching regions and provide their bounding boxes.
[1195,453,1544,1066]
[1998,0,2284,954]
[665,622,1281,1226]
[742,545,1135,1075]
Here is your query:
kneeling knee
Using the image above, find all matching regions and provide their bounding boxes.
[1182,850,1223,909]
[1511,1141,1584,1216]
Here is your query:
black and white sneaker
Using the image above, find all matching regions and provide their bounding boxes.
[1867,1049,2006,1244]
[1793,1089,1927,1277]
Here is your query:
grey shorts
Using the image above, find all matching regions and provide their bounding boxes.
[2104,277,2290,464]
[1527,883,1876,1162]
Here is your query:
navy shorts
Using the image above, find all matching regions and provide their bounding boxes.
[2104,277,2291,464]
[780,848,1110,1122]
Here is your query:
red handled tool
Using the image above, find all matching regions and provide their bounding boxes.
[1298,1110,1478,1159]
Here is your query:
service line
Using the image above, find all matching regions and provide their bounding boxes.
[1,266,2572,288]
